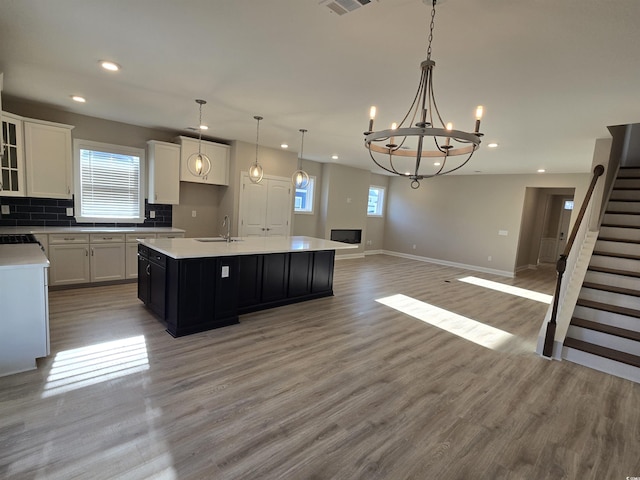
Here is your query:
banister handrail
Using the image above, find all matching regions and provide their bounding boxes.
[542,164,605,358]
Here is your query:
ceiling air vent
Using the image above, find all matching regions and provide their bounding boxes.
[319,0,373,16]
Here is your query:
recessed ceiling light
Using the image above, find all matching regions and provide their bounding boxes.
[331,155,339,160]
[71,95,86,103]
[434,162,441,166]
[281,143,288,149]
[100,61,120,72]
[199,125,208,130]
[487,142,499,148]
[537,169,546,173]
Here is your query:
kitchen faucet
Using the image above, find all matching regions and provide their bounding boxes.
[222,215,231,242]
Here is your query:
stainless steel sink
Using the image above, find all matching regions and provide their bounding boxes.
[194,237,242,242]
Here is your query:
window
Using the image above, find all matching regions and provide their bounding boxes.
[294,176,315,213]
[74,140,145,223]
[564,200,574,210]
[368,186,385,216]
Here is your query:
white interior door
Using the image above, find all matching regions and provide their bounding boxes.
[265,179,292,236]
[240,178,268,237]
[239,174,292,237]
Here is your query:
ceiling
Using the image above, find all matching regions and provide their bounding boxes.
[1,0,639,177]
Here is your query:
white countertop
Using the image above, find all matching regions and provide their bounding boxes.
[140,236,358,259]
[0,226,185,235]
[0,244,50,269]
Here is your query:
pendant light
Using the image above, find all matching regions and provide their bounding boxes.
[249,115,264,184]
[187,99,212,177]
[292,128,310,189]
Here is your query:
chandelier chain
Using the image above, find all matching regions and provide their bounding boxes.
[426,0,436,60]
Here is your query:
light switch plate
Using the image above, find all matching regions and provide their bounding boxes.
[1,205,9,215]
[498,230,508,236]
[221,266,229,278]
[66,207,74,216]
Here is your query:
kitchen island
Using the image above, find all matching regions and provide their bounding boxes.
[137,236,357,336]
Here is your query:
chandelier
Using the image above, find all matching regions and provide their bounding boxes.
[364,0,484,189]
[249,115,264,184]
[187,99,211,177]
[292,129,310,189]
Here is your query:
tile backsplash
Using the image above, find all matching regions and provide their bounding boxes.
[0,196,172,228]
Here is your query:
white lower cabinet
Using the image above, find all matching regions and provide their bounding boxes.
[90,234,126,282]
[46,230,184,286]
[125,233,157,279]
[49,242,90,286]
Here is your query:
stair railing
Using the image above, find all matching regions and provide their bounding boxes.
[542,164,605,357]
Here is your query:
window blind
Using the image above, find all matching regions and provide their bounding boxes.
[79,148,141,219]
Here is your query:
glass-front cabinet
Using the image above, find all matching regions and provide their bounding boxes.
[1,112,25,196]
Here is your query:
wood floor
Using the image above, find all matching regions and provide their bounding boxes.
[1,255,639,479]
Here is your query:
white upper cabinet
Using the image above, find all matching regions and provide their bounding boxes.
[24,120,73,199]
[147,140,180,204]
[1,112,25,197]
[177,136,229,186]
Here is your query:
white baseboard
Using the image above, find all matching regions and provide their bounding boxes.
[381,250,514,278]
[364,249,383,256]
[335,252,366,260]
[515,264,538,273]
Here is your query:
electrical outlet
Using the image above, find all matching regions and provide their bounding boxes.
[1,205,9,215]
[66,207,74,216]
[412,244,416,250]
[150,211,156,219]
[192,210,197,218]
[488,255,492,261]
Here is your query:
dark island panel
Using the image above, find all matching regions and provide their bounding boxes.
[138,246,336,336]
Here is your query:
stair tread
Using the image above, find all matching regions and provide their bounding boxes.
[563,338,640,368]
[601,224,640,229]
[587,265,640,278]
[570,317,640,341]
[582,281,640,297]
[576,298,640,318]
[597,237,640,244]
[592,250,640,261]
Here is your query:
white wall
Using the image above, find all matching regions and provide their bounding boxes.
[384,173,590,274]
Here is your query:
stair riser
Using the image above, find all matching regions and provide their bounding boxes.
[574,305,640,332]
[609,190,640,201]
[607,201,640,213]
[603,213,640,227]
[617,168,640,178]
[579,287,640,312]
[585,270,640,291]
[589,255,640,271]
[567,325,640,355]
[614,179,640,189]
[595,240,640,256]
[562,347,640,383]
[599,226,640,242]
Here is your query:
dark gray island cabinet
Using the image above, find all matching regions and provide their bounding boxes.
[137,236,352,337]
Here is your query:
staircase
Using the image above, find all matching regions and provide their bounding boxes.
[562,167,640,383]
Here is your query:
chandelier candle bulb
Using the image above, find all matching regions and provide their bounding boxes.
[390,122,397,147]
[445,122,453,147]
[368,106,377,133]
[475,105,484,133]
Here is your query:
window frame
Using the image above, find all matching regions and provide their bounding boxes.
[367,185,385,217]
[73,139,146,223]
[294,175,316,214]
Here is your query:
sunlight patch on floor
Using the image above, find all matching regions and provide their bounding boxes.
[376,294,515,350]
[42,335,149,398]
[458,276,553,304]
